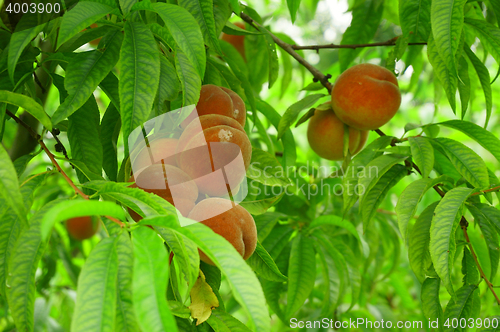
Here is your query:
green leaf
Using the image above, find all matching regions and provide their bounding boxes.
[158,227,199,291]
[0,174,46,297]
[314,233,347,316]
[443,284,480,331]
[358,154,408,205]
[115,232,140,331]
[8,25,44,83]
[437,120,500,165]
[342,136,394,214]
[119,21,160,155]
[463,46,492,127]
[120,0,137,16]
[408,201,439,283]
[339,0,384,71]
[246,148,289,187]
[254,212,284,242]
[465,18,500,67]
[421,277,443,325]
[361,164,407,232]
[246,241,287,282]
[462,246,480,285]
[286,0,301,22]
[409,136,434,178]
[259,26,279,89]
[68,159,105,182]
[155,217,271,331]
[427,33,457,113]
[6,199,59,332]
[207,309,252,332]
[133,226,178,332]
[396,175,453,242]
[330,238,361,310]
[153,3,206,78]
[158,55,181,110]
[0,91,52,131]
[467,203,500,235]
[307,214,360,243]
[0,144,27,227]
[228,0,240,14]
[178,0,223,55]
[40,200,126,241]
[220,47,256,113]
[277,93,326,139]
[256,99,297,168]
[71,237,119,332]
[240,194,284,215]
[82,180,177,217]
[68,96,103,182]
[99,72,121,110]
[467,204,500,280]
[175,47,202,107]
[57,2,114,48]
[430,0,467,75]
[222,21,261,35]
[399,0,431,41]
[457,55,470,119]
[279,49,293,99]
[100,104,121,182]
[207,57,242,91]
[286,233,316,318]
[430,187,474,296]
[431,137,489,189]
[0,209,22,296]
[52,30,123,124]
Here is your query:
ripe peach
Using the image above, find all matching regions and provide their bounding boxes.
[66,216,99,240]
[188,198,257,265]
[128,164,198,219]
[353,130,369,155]
[181,85,246,128]
[307,103,367,160]
[220,86,246,127]
[176,114,251,197]
[131,137,178,177]
[331,63,401,130]
[221,22,246,61]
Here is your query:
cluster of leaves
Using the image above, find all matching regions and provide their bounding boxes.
[1,0,500,330]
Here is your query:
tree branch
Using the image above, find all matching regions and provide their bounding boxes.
[240,12,333,93]
[291,39,427,51]
[6,110,124,227]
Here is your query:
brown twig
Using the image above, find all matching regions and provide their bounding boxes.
[240,12,333,93]
[6,110,124,227]
[51,129,70,160]
[461,224,500,304]
[471,184,500,196]
[39,139,90,199]
[291,39,427,51]
[375,128,500,304]
[6,110,40,139]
